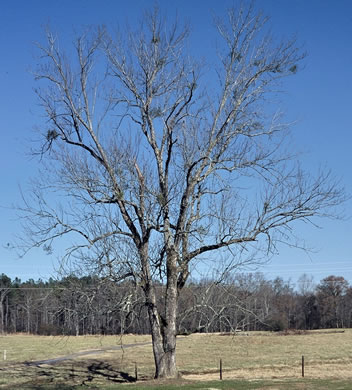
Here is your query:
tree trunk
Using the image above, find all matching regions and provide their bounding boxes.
[0,299,4,334]
[145,281,178,378]
[161,279,178,378]
[138,241,177,378]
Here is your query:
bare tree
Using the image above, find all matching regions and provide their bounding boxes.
[317,275,349,328]
[18,5,344,378]
[0,274,11,334]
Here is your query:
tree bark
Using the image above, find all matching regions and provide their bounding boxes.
[144,252,179,378]
[148,297,178,378]
[161,252,179,377]
[145,286,172,378]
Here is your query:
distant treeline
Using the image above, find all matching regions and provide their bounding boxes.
[0,273,351,335]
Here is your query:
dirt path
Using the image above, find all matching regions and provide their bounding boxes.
[25,341,152,366]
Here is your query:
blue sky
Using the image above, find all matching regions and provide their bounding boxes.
[1,0,352,287]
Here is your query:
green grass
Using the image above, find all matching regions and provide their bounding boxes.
[125,379,352,390]
[3,379,352,390]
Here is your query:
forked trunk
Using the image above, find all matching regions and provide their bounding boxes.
[146,278,178,378]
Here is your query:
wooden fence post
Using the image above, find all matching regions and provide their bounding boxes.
[302,355,304,377]
[135,362,138,382]
[220,358,222,380]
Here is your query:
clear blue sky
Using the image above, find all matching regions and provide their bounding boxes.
[1,0,352,287]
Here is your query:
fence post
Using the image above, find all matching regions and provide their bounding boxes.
[135,362,138,382]
[302,355,304,377]
[220,358,222,380]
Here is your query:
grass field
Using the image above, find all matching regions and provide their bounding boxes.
[1,330,352,389]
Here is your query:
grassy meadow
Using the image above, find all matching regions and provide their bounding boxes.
[1,330,352,389]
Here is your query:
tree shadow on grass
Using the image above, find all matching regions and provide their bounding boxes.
[0,359,137,389]
[86,361,136,384]
[9,385,84,390]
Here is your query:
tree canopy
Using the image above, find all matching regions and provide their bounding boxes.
[18,4,345,378]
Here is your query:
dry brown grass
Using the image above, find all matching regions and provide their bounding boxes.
[0,333,151,363]
[178,330,352,381]
[1,329,352,387]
